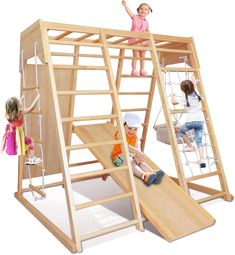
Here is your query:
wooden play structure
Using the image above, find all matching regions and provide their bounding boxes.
[15,20,232,253]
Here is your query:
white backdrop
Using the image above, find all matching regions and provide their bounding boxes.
[0,1,235,255]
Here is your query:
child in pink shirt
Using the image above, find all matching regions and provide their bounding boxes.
[122,1,153,76]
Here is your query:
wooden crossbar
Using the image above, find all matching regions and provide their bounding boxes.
[75,192,133,210]
[118,92,150,95]
[61,114,118,122]
[49,39,103,47]
[54,31,72,40]
[121,108,150,112]
[161,67,197,72]
[197,192,227,204]
[29,184,46,198]
[156,48,191,54]
[121,74,153,78]
[70,166,128,182]
[80,220,138,241]
[66,139,123,151]
[186,171,219,182]
[75,33,94,42]
[53,65,107,70]
[57,90,113,96]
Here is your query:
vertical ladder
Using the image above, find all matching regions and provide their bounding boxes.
[113,37,157,152]
[149,34,233,203]
[45,27,143,252]
[20,44,46,200]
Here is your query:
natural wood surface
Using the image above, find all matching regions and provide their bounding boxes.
[74,123,215,241]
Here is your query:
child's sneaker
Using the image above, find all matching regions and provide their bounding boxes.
[143,172,156,186]
[153,170,165,184]
[140,70,147,76]
[131,69,140,76]
[113,155,124,167]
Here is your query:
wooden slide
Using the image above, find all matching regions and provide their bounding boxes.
[73,123,215,241]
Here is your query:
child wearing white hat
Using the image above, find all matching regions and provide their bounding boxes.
[112,113,164,186]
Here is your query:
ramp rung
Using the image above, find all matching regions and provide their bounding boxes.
[121,74,153,78]
[186,171,219,182]
[57,90,113,95]
[62,114,118,122]
[66,139,123,151]
[75,192,133,210]
[70,166,128,181]
[197,192,226,204]
[53,65,108,70]
[80,219,138,241]
[161,67,197,72]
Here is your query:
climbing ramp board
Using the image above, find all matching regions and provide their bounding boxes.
[73,123,215,241]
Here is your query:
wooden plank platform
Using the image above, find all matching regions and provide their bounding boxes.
[73,123,215,241]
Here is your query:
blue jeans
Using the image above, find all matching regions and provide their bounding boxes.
[179,121,204,148]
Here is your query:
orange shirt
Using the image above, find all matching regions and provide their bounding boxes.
[111,131,138,160]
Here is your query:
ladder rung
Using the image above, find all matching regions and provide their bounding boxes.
[197,192,226,204]
[121,74,153,78]
[69,160,99,168]
[121,108,150,112]
[70,166,128,181]
[29,184,46,198]
[51,52,75,57]
[57,90,113,96]
[22,86,40,91]
[62,114,118,122]
[75,192,133,210]
[66,139,123,151]
[80,219,138,241]
[53,65,108,70]
[156,48,191,54]
[171,109,187,114]
[118,92,150,95]
[161,67,197,72]
[54,31,72,40]
[186,171,219,182]
[49,39,103,48]
[107,43,152,51]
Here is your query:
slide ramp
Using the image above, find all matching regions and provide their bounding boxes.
[73,123,215,241]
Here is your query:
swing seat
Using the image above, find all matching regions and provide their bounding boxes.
[154,122,195,145]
